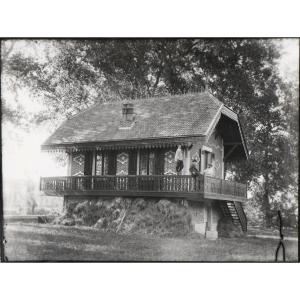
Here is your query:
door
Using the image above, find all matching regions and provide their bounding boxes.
[128,150,137,189]
[84,152,93,175]
[83,152,93,189]
[107,151,117,175]
[139,150,156,190]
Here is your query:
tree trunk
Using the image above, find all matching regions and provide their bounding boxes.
[263,175,272,227]
[263,191,272,227]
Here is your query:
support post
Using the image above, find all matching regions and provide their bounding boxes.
[92,149,96,176]
[67,152,72,176]
[205,201,219,240]
[136,149,140,175]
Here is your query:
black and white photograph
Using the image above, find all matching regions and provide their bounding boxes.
[1,38,298,262]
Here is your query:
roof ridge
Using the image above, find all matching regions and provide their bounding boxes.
[206,92,224,107]
[66,101,104,121]
[66,92,222,116]
[51,91,220,128]
[108,91,212,104]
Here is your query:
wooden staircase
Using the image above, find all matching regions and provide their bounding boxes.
[219,201,247,232]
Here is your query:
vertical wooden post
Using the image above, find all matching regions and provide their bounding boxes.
[220,178,223,195]
[221,138,225,179]
[67,152,73,176]
[91,150,96,190]
[136,149,140,174]
[92,149,96,176]
[200,149,204,174]
[183,148,191,175]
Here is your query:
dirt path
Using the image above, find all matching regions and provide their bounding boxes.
[247,234,298,241]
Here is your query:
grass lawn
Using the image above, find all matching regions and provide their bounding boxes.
[3,223,298,262]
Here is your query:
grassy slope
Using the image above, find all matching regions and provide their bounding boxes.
[3,223,298,262]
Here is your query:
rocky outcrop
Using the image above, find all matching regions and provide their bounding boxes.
[56,197,192,237]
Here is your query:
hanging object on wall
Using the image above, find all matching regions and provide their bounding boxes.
[192,153,199,163]
[175,145,184,172]
[164,150,177,175]
[116,152,129,175]
[71,153,85,176]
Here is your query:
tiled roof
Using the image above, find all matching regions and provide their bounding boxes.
[43,92,225,146]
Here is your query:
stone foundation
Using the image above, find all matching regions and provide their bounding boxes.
[61,196,224,238]
[187,200,221,239]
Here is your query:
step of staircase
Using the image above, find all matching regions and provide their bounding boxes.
[220,201,247,232]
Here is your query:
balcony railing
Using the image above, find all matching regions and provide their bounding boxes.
[40,175,247,201]
[203,176,247,200]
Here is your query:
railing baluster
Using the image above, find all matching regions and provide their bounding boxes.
[40,175,247,202]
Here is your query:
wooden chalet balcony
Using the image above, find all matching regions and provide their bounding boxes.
[40,175,247,202]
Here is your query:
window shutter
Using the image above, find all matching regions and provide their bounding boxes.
[107,151,117,175]
[84,152,93,175]
[155,149,165,175]
[128,150,137,175]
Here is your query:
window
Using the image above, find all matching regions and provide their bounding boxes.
[95,153,103,175]
[203,150,215,170]
[95,152,109,175]
[203,151,210,170]
[139,150,155,175]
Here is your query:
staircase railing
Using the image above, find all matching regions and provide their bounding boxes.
[204,176,247,199]
[233,201,247,232]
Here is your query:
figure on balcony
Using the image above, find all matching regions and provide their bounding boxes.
[175,145,184,173]
[204,163,215,177]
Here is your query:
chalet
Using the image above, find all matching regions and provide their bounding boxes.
[40,92,248,239]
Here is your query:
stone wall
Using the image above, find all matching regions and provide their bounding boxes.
[60,196,223,239]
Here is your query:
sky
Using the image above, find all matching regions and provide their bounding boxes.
[2,39,299,183]
[277,39,299,82]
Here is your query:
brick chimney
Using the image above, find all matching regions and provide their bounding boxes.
[122,103,135,121]
[119,103,136,129]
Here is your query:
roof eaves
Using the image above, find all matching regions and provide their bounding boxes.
[221,105,238,121]
[41,133,207,148]
[237,116,249,159]
[204,104,224,138]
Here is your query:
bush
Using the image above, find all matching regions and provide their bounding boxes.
[61,218,75,226]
